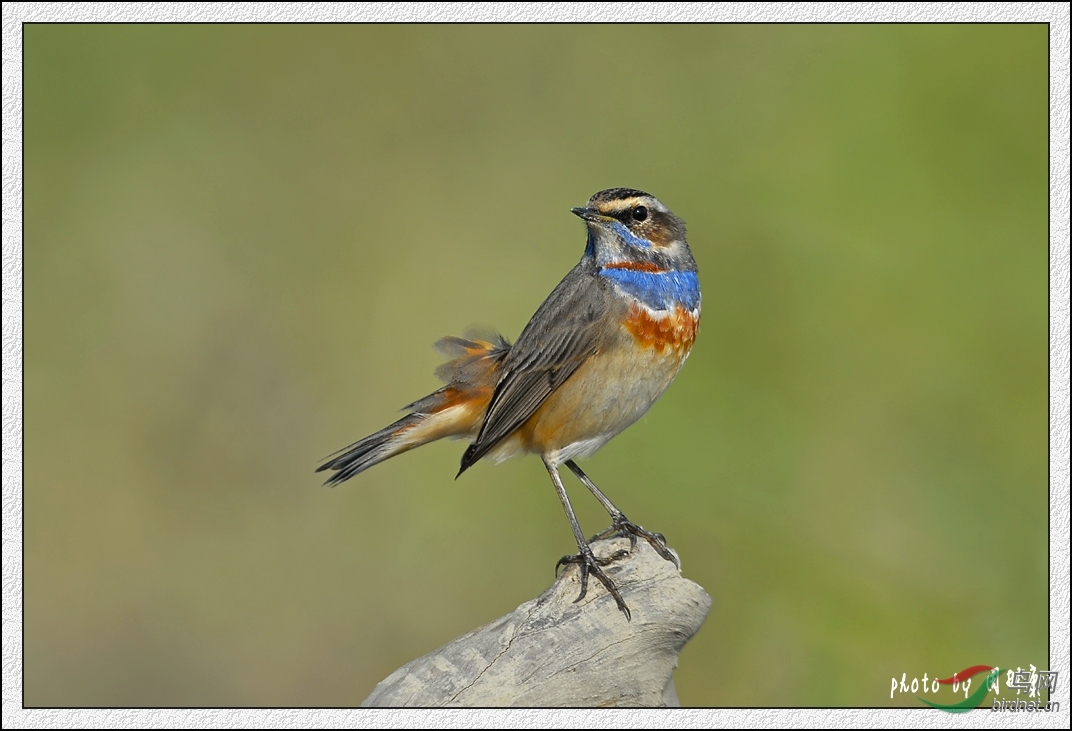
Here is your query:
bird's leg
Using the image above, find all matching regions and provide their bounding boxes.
[564,459,678,567]
[544,458,631,619]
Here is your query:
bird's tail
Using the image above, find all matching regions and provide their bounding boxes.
[316,333,509,486]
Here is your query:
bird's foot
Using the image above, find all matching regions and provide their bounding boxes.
[555,543,632,620]
[591,514,679,568]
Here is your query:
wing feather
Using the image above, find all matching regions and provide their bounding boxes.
[458,264,607,472]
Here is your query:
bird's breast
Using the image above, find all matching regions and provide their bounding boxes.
[622,302,699,355]
[598,263,701,354]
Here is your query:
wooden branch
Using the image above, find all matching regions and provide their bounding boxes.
[362,537,712,707]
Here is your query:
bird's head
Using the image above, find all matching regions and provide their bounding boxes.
[572,188,694,272]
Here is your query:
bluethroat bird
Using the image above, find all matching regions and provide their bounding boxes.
[317,188,700,619]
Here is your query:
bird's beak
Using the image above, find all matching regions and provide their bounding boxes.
[571,206,613,223]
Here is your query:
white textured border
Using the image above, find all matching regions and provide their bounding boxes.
[3,3,1068,729]
[1049,1,1072,728]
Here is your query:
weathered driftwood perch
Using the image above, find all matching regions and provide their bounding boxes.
[362,537,712,707]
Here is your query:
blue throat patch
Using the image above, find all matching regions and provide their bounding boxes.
[609,221,653,250]
[599,268,701,311]
[586,222,657,258]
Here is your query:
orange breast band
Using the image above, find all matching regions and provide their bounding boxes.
[623,304,699,354]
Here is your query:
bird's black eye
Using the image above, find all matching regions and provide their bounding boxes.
[631,205,648,222]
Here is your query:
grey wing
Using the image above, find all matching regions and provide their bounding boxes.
[458,265,607,473]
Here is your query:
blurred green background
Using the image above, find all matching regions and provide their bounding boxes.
[23,25,1048,707]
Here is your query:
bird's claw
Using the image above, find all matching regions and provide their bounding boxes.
[555,544,632,620]
[591,514,678,567]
